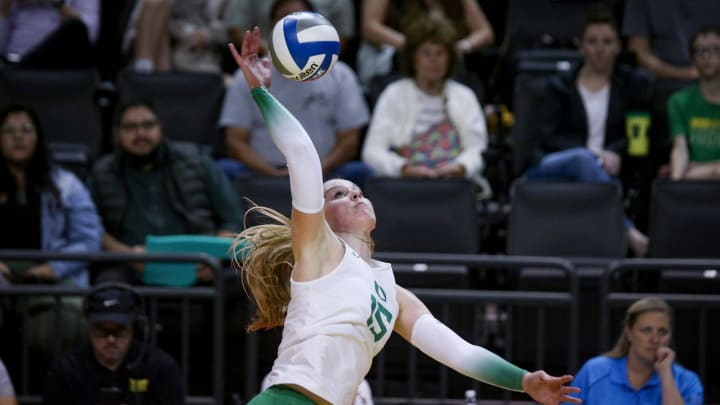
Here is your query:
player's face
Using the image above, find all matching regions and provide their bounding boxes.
[0,111,38,166]
[115,106,162,157]
[88,321,133,369]
[323,179,376,234]
[579,23,620,74]
[691,33,720,80]
[626,310,671,365]
[414,41,449,84]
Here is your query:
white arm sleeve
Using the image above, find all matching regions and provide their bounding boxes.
[410,314,528,392]
[251,87,324,213]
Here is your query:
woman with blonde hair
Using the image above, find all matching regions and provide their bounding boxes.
[231,27,580,405]
[565,297,703,404]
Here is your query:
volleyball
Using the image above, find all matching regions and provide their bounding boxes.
[269,11,340,82]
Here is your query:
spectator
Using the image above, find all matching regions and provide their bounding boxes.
[224,0,356,59]
[0,0,99,69]
[88,99,243,284]
[358,0,494,87]
[669,26,720,180]
[623,0,720,82]
[218,0,371,187]
[361,14,488,190]
[565,297,703,404]
[525,9,650,257]
[0,104,101,355]
[622,0,720,169]
[122,0,171,72]
[0,357,16,405]
[43,283,185,405]
[169,0,228,74]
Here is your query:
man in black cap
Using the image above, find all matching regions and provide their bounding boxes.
[43,283,186,405]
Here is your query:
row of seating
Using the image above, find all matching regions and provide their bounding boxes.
[0,68,226,174]
[239,176,720,259]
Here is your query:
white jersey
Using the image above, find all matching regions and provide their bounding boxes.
[264,240,399,405]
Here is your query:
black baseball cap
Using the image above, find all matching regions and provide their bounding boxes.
[84,286,137,326]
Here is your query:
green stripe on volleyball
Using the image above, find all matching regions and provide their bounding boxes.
[269,11,340,82]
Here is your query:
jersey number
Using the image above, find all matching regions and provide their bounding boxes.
[367,281,392,342]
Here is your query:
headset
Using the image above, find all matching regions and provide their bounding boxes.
[83,282,149,371]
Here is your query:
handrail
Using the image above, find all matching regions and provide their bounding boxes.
[0,250,225,405]
[244,253,579,404]
[373,252,579,371]
[600,258,720,392]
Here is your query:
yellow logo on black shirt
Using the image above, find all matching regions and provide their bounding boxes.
[129,379,149,393]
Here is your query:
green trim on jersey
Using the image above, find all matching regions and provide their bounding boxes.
[247,385,316,405]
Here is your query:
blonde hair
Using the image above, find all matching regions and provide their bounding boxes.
[232,204,294,332]
[605,297,674,358]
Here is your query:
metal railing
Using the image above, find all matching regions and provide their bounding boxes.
[242,253,580,404]
[0,250,225,405]
[600,258,720,392]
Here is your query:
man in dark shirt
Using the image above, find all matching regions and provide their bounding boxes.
[88,98,244,284]
[43,283,186,405]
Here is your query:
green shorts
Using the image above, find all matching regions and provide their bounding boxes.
[247,385,316,405]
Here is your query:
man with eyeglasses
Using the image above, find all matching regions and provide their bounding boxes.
[669,27,720,180]
[43,284,185,404]
[87,98,244,284]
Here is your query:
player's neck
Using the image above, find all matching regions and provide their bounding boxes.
[337,232,373,261]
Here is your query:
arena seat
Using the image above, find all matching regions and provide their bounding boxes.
[649,179,720,258]
[116,69,225,154]
[507,180,627,257]
[0,68,102,177]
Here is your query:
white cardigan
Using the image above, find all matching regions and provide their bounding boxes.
[362,78,487,180]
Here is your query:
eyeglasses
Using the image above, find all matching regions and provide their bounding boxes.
[1,123,36,137]
[118,119,159,132]
[89,324,132,339]
[691,46,720,58]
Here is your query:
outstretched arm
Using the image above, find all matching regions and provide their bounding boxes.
[228,29,341,280]
[394,286,581,404]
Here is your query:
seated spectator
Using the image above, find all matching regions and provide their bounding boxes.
[0,0,99,69]
[88,99,243,284]
[524,10,650,257]
[169,0,228,74]
[122,0,171,72]
[224,0,357,59]
[43,283,186,405]
[622,0,720,168]
[358,0,494,87]
[0,357,16,405]
[669,26,720,180]
[361,14,488,190]
[218,0,372,187]
[0,104,101,355]
[565,297,703,404]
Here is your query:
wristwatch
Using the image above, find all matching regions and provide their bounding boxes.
[50,0,65,9]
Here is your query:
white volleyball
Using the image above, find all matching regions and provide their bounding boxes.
[269,11,340,82]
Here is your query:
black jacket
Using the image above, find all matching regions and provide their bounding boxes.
[534,63,651,166]
[43,341,186,405]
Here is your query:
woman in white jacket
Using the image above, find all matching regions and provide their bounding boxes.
[361,13,487,186]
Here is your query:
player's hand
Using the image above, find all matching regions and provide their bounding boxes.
[522,370,581,404]
[229,26,272,89]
